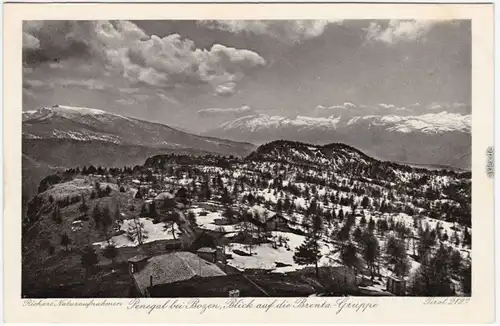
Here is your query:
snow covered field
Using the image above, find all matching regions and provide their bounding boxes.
[93,217,180,248]
[226,231,337,273]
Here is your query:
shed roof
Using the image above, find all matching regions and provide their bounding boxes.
[197,247,216,253]
[132,251,225,294]
[128,254,149,263]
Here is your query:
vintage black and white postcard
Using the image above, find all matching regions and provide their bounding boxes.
[3,2,495,324]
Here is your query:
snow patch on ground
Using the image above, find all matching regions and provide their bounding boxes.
[93,218,180,248]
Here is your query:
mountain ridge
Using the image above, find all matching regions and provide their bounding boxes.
[23,105,256,154]
[205,112,471,170]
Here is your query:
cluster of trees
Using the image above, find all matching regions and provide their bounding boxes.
[144,153,240,170]
[89,181,112,199]
[291,197,471,295]
[410,243,471,296]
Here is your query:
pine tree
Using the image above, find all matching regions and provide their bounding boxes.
[450,249,462,275]
[127,217,148,245]
[102,244,118,269]
[221,187,232,205]
[341,242,360,282]
[410,243,455,296]
[186,210,197,226]
[461,262,471,295]
[114,204,121,221]
[353,226,363,242]
[368,217,375,233]
[52,206,62,224]
[140,203,148,217]
[312,213,323,237]
[135,188,143,199]
[386,236,410,277]
[222,207,235,223]
[452,231,460,247]
[338,225,350,245]
[94,181,102,197]
[462,228,471,247]
[362,233,380,280]
[293,235,322,278]
[81,245,98,274]
[283,197,291,211]
[338,208,344,221]
[418,226,436,263]
[60,233,71,251]
[276,199,283,213]
[79,194,88,217]
[100,206,113,244]
[92,204,102,229]
[359,215,367,227]
[150,201,158,220]
[361,196,370,209]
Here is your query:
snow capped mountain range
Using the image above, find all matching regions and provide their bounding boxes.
[206,111,471,170]
[216,111,471,135]
[23,105,255,157]
[22,105,112,121]
[220,114,343,132]
[21,105,471,171]
[346,112,471,134]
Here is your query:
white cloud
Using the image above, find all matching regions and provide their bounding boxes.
[312,101,463,118]
[426,102,468,112]
[24,77,110,91]
[23,32,40,49]
[23,21,266,96]
[23,79,45,88]
[48,62,65,69]
[59,78,108,90]
[157,93,179,105]
[99,25,266,92]
[378,103,395,109]
[116,98,136,106]
[365,20,436,44]
[214,82,237,96]
[198,105,256,117]
[198,20,343,43]
[119,87,141,94]
[133,94,150,102]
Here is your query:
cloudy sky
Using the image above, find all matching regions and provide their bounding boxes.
[23,20,471,132]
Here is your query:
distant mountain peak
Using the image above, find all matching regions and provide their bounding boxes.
[205,111,471,170]
[23,104,256,158]
[22,105,128,122]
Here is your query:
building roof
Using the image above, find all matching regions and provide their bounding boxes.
[154,192,175,201]
[147,272,325,297]
[197,247,216,253]
[148,274,266,297]
[128,254,149,263]
[131,251,226,294]
[267,213,287,222]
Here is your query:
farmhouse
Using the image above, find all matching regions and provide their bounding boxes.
[196,246,226,264]
[265,214,292,232]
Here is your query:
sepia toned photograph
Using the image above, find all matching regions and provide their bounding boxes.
[3,2,495,324]
[20,18,475,299]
